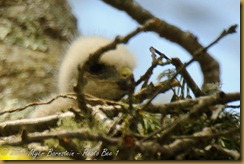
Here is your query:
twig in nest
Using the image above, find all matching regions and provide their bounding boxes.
[59,138,85,160]
[0,112,75,136]
[141,24,238,109]
[134,79,180,103]
[85,112,125,160]
[0,94,76,115]
[73,65,89,115]
[135,126,240,159]
[124,75,136,111]
[0,129,119,146]
[181,24,237,73]
[89,104,121,131]
[211,144,240,160]
[225,105,240,109]
[141,92,240,142]
[151,47,170,60]
[143,91,228,114]
[171,57,203,97]
[136,46,171,88]
[171,127,239,140]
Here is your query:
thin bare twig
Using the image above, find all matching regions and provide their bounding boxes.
[136,47,171,88]
[102,0,221,85]
[0,94,76,115]
[141,24,238,109]
[171,57,204,97]
[134,79,180,103]
[225,105,240,109]
[87,19,157,65]
[73,66,89,115]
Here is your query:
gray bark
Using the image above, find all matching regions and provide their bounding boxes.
[0,0,78,109]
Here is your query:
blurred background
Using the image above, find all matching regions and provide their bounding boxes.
[67,0,240,106]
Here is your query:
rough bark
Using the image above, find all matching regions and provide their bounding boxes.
[0,0,78,109]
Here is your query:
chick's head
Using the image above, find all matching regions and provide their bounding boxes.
[58,36,136,100]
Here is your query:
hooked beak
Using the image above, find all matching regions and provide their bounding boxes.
[117,67,135,91]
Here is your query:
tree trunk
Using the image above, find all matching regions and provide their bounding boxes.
[0,0,78,109]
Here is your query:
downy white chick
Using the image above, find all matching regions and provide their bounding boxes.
[30,36,136,118]
[58,36,136,100]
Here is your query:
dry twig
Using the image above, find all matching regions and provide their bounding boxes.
[141,92,240,142]
[0,94,76,115]
[141,24,238,109]
[102,0,221,85]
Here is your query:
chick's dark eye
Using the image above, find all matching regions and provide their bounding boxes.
[89,63,105,74]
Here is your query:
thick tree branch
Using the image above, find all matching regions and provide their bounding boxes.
[145,92,239,114]
[0,129,119,146]
[0,112,75,136]
[102,0,223,86]
[141,24,237,108]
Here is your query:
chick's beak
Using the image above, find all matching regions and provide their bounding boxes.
[117,67,135,91]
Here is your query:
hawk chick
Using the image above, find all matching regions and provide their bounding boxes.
[29,36,136,118]
[58,36,136,100]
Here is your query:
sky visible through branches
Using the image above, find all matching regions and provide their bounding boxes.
[68,0,240,108]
